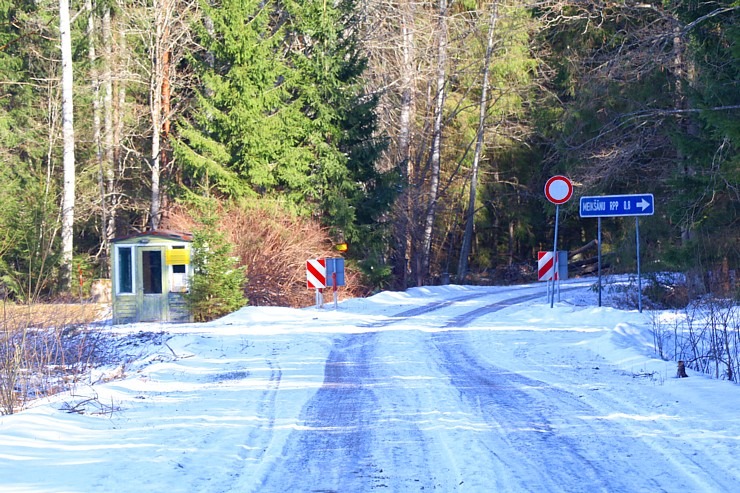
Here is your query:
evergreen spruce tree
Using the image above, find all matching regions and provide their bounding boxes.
[186,201,248,322]
[0,0,65,299]
[285,0,396,242]
[174,0,395,243]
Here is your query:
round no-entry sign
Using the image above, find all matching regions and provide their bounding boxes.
[544,175,573,205]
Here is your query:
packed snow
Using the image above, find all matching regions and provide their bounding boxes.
[1,279,739,492]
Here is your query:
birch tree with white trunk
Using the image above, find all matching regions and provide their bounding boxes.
[59,0,76,291]
[419,0,448,285]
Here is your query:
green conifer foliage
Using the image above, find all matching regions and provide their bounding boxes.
[665,1,739,271]
[175,0,395,244]
[0,165,61,302]
[185,201,248,322]
[0,0,65,300]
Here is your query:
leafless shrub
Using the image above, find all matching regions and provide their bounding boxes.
[163,200,368,308]
[648,310,670,360]
[601,274,692,311]
[60,389,121,416]
[600,275,647,310]
[0,303,115,415]
[226,204,337,307]
[650,296,740,383]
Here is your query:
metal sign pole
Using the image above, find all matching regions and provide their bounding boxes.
[544,175,573,307]
[316,288,324,309]
[636,217,642,313]
[597,217,602,307]
[332,272,338,310]
[550,204,559,308]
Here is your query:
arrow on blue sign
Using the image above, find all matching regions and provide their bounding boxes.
[579,194,655,217]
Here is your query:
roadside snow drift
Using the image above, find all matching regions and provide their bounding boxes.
[1,280,739,492]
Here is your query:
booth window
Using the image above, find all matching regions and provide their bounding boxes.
[170,246,189,292]
[117,246,133,294]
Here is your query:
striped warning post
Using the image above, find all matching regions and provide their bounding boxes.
[306,258,326,289]
[537,251,557,281]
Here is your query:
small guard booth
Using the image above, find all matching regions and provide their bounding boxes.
[112,230,193,324]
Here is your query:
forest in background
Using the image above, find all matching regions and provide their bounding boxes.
[0,0,737,304]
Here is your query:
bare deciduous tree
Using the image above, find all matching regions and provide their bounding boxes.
[122,0,197,230]
[458,1,499,282]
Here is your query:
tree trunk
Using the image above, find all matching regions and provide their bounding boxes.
[458,2,498,283]
[59,0,76,292]
[149,0,168,230]
[397,0,415,289]
[149,90,162,230]
[508,220,515,265]
[87,0,107,274]
[89,2,116,277]
[674,24,692,244]
[148,0,178,231]
[419,0,448,286]
[103,7,116,255]
[113,17,125,237]
[160,47,171,222]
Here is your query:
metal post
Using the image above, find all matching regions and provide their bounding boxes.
[550,205,560,308]
[557,257,561,302]
[597,217,602,307]
[332,272,338,310]
[636,217,642,313]
[316,288,324,309]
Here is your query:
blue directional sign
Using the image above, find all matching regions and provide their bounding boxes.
[324,257,345,287]
[580,194,655,218]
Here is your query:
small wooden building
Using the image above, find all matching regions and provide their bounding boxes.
[112,230,193,324]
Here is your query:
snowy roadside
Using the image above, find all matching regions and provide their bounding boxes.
[1,280,739,492]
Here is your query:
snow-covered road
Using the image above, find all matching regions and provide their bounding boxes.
[1,282,739,492]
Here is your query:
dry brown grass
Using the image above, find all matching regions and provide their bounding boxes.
[1,303,107,329]
[1,301,113,415]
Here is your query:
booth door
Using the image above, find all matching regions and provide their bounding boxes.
[137,247,166,322]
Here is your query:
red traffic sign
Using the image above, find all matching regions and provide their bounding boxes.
[544,175,573,205]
